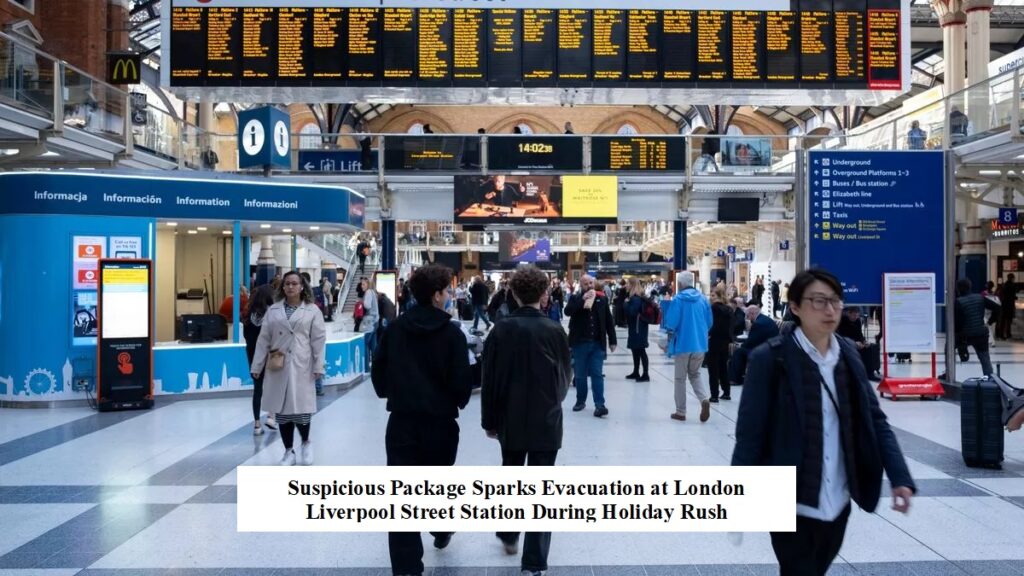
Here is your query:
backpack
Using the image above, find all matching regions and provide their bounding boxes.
[378,293,397,323]
[639,296,661,325]
[353,300,365,320]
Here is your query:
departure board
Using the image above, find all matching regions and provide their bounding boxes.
[593,10,626,83]
[383,136,464,170]
[523,9,557,83]
[591,136,686,171]
[167,1,906,92]
[488,136,584,171]
[558,9,591,84]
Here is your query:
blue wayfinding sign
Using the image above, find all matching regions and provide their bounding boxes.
[298,150,368,172]
[779,239,790,251]
[808,151,945,305]
[238,106,291,170]
[0,172,365,228]
[727,245,736,254]
[999,207,1018,226]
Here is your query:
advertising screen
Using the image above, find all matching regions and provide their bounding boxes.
[375,271,398,306]
[454,175,617,224]
[499,232,552,263]
[100,262,151,339]
[721,137,773,167]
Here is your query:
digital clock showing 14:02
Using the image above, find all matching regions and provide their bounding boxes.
[518,142,554,154]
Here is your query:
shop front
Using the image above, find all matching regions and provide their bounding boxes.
[0,171,366,405]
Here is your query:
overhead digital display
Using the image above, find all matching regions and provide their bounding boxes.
[487,136,584,171]
[167,1,904,91]
[383,136,465,170]
[454,174,617,224]
[591,136,686,172]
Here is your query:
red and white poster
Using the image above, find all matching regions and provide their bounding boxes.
[73,236,105,289]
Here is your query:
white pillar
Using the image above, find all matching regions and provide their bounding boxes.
[965,0,993,131]
[932,1,967,94]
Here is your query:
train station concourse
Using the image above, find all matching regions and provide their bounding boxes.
[3,0,1024,575]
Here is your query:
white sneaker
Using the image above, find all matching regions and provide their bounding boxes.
[280,449,296,466]
[300,441,314,466]
[253,423,264,436]
[264,416,277,430]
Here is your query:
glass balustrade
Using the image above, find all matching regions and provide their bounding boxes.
[0,36,54,117]
[132,103,180,160]
[61,63,125,141]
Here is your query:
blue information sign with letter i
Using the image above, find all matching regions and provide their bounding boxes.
[237,106,291,170]
[807,150,945,305]
[999,207,1018,226]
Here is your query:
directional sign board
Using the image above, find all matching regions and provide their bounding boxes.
[298,150,368,173]
[808,150,944,305]
[999,207,1018,226]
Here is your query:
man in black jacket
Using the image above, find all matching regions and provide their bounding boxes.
[470,276,492,333]
[565,274,617,417]
[371,264,472,576]
[998,273,1018,340]
[955,278,1000,376]
[729,306,780,386]
[837,308,882,381]
[482,265,571,576]
[733,269,915,576]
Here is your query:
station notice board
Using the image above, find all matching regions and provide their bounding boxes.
[878,272,944,399]
[97,259,154,411]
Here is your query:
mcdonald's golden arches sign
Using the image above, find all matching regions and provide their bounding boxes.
[107,52,141,85]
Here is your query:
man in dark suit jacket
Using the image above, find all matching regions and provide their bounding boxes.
[733,268,914,576]
[838,308,882,381]
[729,306,780,385]
[564,274,617,417]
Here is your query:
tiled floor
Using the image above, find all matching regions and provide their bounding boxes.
[3,323,1024,576]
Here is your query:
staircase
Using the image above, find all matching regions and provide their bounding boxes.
[341,260,380,318]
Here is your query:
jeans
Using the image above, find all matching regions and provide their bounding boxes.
[572,342,607,408]
[364,330,377,364]
[966,334,994,376]
[496,449,557,572]
[472,305,492,330]
[386,414,460,576]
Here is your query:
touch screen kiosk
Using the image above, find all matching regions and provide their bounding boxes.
[97,259,154,411]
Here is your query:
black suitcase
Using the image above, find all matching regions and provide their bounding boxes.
[961,377,1004,469]
[459,301,473,321]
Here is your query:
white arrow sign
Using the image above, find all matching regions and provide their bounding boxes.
[304,162,315,171]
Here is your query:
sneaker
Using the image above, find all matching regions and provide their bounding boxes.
[709,397,720,403]
[625,372,640,380]
[264,416,278,430]
[280,449,296,466]
[499,535,519,555]
[594,406,609,418]
[572,402,586,412]
[636,375,650,382]
[670,413,686,421]
[253,423,264,436]
[433,533,453,549]
[522,571,545,576]
[700,400,711,422]
[300,442,314,466]
[720,395,732,401]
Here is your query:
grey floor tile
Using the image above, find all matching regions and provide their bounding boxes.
[826,565,859,576]
[0,408,156,466]
[695,566,754,576]
[0,552,52,569]
[905,561,970,576]
[889,479,988,497]
[79,570,167,576]
[431,568,493,576]
[35,551,105,568]
[185,485,237,504]
[645,566,702,576]
[218,569,278,575]
[853,563,919,576]
[543,567,594,576]
[953,561,1024,576]
[1006,496,1024,509]
[592,566,646,576]
[746,565,779,576]
[328,569,391,576]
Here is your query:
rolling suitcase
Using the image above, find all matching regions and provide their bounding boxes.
[961,376,1004,469]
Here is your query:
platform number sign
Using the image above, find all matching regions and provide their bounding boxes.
[727,245,736,255]
[237,107,291,170]
[999,207,1018,226]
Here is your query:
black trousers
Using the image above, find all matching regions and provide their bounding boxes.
[251,371,264,421]
[858,343,880,376]
[770,506,851,576]
[496,449,557,572]
[385,414,460,576]
[707,340,731,399]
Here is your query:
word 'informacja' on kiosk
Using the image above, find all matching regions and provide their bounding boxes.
[97,259,154,412]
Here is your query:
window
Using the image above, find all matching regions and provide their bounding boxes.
[617,124,638,135]
[407,123,425,135]
[515,123,533,135]
[9,0,34,14]
[298,123,321,149]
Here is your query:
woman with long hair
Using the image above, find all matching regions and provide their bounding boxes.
[251,271,326,466]
[707,284,735,402]
[624,278,650,382]
[244,284,277,435]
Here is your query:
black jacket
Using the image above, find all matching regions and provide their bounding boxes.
[732,333,916,513]
[837,315,867,344]
[709,302,734,344]
[481,307,572,451]
[372,305,472,419]
[955,293,1000,340]
[470,281,490,308]
[743,314,780,350]
[564,291,617,350]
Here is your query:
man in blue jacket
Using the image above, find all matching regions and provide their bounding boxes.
[663,271,713,423]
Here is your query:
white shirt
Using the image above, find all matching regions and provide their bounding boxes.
[792,327,851,522]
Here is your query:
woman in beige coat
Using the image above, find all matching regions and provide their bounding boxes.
[251,271,326,466]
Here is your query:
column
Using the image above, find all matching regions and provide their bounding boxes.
[198,98,216,169]
[673,220,687,271]
[936,4,967,95]
[958,198,988,293]
[254,235,276,287]
[966,0,994,131]
[232,221,242,343]
[380,219,397,270]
